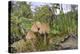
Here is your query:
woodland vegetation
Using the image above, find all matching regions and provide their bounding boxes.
[9,1,78,53]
